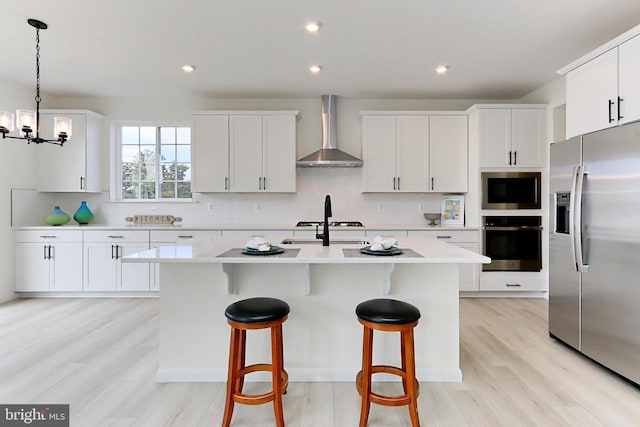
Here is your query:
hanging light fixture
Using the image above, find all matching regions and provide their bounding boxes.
[0,19,71,146]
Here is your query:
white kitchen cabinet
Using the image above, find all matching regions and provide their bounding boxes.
[36,110,103,192]
[191,114,229,192]
[478,107,545,167]
[565,34,640,138]
[408,230,480,291]
[362,112,468,193]
[479,273,546,291]
[230,114,297,193]
[222,230,294,240]
[15,230,83,292]
[150,230,223,290]
[429,115,468,192]
[83,230,150,292]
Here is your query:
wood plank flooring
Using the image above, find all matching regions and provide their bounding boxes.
[0,297,639,426]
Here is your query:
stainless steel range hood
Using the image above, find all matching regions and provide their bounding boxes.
[297,95,363,167]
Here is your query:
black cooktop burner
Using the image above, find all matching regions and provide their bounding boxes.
[296,221,364,227]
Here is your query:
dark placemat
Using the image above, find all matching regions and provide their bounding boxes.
[217,248,301,258]
[342,248,424,258]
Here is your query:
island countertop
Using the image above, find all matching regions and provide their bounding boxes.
[123,235,490,265]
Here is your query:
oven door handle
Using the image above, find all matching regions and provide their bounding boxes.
[483,226,543,231]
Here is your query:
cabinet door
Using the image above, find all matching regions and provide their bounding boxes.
[454,243,480,291]
[192,115,229,192]
[429,115,468,192]
[50,243,83,292]
[566,48,618,138]
[396,116,429,192]
[84,243,118,291]
[619,34,640,126]
[362,115,396,192]
[15,243,50,292]
[37,113,88,192]
[118,243,150,291]
[511,109,544,167]
[263,114,296,192]
[230,115,263,192]
[478,109,511,167]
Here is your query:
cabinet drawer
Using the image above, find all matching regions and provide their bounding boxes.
[364,230,408,239]
[84,230,149,243]
[407,230,479,243]
[479,274,546,291]
[16,230,83,243]
[150,230,222,242]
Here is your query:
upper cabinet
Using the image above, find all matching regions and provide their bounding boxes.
[191,111,298,193]
[561,30,640,138]
[361,112,468,193]
[477,107,545,168]
[37,110,104,192]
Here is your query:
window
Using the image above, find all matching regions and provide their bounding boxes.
[119,126,191,200]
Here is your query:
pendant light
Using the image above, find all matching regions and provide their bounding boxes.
[0,19,71,146]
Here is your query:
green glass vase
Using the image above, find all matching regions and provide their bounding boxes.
[45,205,70,226]
[73,200,94,225]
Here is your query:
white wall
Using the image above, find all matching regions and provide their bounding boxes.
[0,78,38,301]
[23,95,513,227]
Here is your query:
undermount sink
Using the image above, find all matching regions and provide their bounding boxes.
[281,238,370,245]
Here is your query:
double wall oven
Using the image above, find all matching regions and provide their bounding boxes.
[481,172,543,272]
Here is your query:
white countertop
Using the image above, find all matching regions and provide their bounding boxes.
[123,236,490,265]
[15,223,479,231]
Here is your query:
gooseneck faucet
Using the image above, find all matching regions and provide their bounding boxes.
[315,194,332,246]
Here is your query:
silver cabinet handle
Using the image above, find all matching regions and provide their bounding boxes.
[39,235,56,239]
[43,245,48,260]
[107,235,124,239]
[436,235,452,239]
[111,245,116,259]
[506,283,521,287]
[177,235,194,239]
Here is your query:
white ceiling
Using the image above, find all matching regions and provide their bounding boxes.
[3,1,640,100]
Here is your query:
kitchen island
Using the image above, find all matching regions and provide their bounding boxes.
[124,236,489,383]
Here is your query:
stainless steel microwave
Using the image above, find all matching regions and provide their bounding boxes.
[482,172,541,209]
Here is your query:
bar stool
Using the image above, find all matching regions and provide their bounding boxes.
[355,298,421,427]
[222,297,290,427]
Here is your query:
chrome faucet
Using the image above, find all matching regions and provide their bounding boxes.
[315,194,332,246]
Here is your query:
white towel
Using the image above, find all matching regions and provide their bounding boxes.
[245,237,271,251]
[370,236,398,251]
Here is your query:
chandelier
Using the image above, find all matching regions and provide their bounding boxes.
[0,19,71,146]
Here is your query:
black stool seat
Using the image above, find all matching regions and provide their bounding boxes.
[225,297,290,324]
[356,298,420,325]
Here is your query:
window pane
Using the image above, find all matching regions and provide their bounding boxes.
[162,163,176,180]
[140,163,156,180]
[177,127,191,144]
[121,127,139,144]
[122,162,139,181]
[138,145,156,163]
[121,146,140,163]
[161,145,176,162]
[176,163,191,181]
[161,182,175,198]
[140,127,156,145]
[140,182,156,199]
[177,182,192,198]
[176,146,191,162]
[160,127,176,145]
[122,182,139,199]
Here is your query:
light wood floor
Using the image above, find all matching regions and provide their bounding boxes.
[1,297,639,426]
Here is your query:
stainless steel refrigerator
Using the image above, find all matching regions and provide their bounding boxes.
[549,122,640,385]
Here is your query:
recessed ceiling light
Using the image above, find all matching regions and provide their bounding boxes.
[309,65,322,74]
[182,64,196,73]
[306,21,322,33]
[435,65,449,75]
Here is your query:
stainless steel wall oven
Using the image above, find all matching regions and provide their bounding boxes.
[483,216,542,271]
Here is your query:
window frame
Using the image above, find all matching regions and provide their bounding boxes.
[111,121,193,202]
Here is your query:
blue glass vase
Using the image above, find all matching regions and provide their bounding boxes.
[73,200,94,225]
[45,205,71,226]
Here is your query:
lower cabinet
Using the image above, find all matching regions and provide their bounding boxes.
[479,273,546,291]
[83,230,150,292]
[407,230,480,291]
[15,230,83,292]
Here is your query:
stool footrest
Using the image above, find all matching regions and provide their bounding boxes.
[356,365,420,407]
[233,363,289,406]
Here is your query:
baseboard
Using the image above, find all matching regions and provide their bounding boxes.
[0,293,19,304]
[156,367,462,383]
[15,292,159,298]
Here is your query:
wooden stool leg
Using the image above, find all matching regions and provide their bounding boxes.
[271,324,285,427]
[235,330,246,394]
[222,327,241,427]
[359,326,374,427]
[403,328,420,427]
[401,330,408,393]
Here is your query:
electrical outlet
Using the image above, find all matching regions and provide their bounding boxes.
[207,202,214,211]
[150,206,158,212]
[255,203,261,212]
[418,203,425,213]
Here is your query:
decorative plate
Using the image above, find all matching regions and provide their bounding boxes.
[242,246,285,256]
[359,246,403,256]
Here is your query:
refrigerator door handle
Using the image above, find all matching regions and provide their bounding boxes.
[569,166,580,272]
[574,165,587,273]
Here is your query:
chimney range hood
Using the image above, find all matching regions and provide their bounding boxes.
[296,95,363,167]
